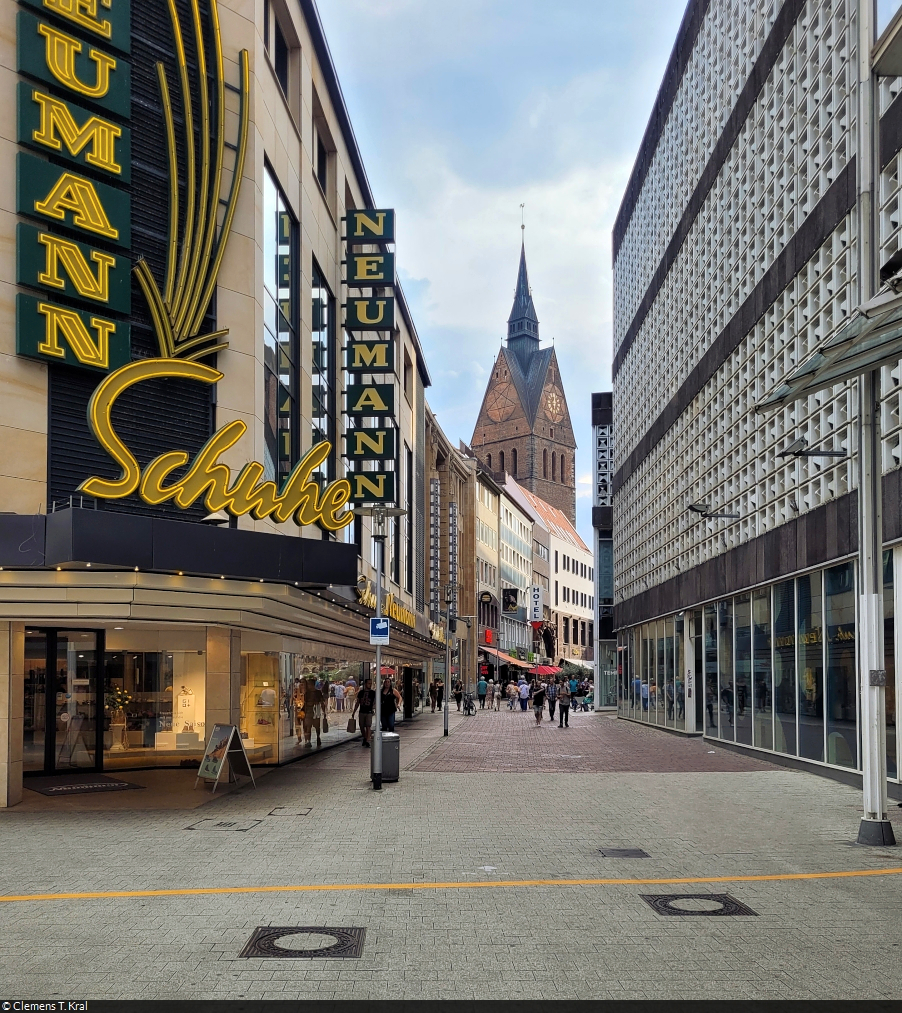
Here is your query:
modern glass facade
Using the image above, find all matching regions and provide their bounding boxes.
[617,552,900,782]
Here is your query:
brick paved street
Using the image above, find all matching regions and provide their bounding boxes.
[1,710,902,1001]
[412,707,779,773]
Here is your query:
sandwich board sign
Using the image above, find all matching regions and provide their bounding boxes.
[370,617,390,645]
[195,723,256,794]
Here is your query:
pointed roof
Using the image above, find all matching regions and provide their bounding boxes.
[507,242,539,342]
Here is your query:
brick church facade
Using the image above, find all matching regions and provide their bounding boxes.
[471,243,577,524]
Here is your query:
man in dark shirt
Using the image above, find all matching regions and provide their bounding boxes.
[353,677,376,748]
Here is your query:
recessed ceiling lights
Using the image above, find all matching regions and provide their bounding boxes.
[134,566,139,572]
[86,562,91,567]
[56,567,61,571]
[114,627,123,630]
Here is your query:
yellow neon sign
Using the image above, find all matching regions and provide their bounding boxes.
[77,359,354,531]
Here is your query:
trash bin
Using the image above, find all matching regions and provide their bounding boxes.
[376,732,400,783]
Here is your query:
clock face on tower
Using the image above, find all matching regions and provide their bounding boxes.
[485,380,517,422]
[543,387,564,424]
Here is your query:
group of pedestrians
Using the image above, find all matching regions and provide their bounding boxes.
[499,674,593,726]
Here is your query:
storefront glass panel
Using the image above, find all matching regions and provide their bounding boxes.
[734,594,752,745]
[886,550,897,779]
[704,604,718,734]
[104,648,205,769]
[825,562,857,768]
[752,589,773,751]
[797,572,825,762]
[773,580,797,755]
[655,622,665,726]
[664,617,675,727]
[718,600,734,741]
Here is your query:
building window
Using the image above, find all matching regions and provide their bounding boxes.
[263,167,298,484]
[560,454,566,484]
[499,450,505,473]
[512,447,518,477]
[487,454,492,470]
[555,580,558,606]
[403,349,413,402]
[405,445,413,593]
[311,260,335,482]
[316,130,328,192]
[552,452,557,481]
[543,449,548,478]
[554,551,558,573]
[274,18,289,94]
[563,617,569,644]
[581,622,586,647]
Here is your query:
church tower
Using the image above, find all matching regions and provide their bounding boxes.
[471,243,577,523]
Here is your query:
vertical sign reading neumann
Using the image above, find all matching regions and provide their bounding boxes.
[15,0,132,372]
[341,208,399,503]
[448,500,459,621]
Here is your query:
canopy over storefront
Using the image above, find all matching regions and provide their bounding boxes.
[481,646,531,668]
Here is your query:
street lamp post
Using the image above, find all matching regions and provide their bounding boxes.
[353,505,406,791]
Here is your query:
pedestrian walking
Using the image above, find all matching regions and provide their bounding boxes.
[518,680,529,711]
[573,680,585,713]
[453,679,463,711]
[428,680,437,713]
[532,682,546,724]
[477,675,488,709]
[558,679,571,727]
[334,680,345,713]
[545,678,558,722]
[352,677,376,748]
[507,682,518,710]
[436,677,444,711]
[493,682,502,710]
[380,676,402,732]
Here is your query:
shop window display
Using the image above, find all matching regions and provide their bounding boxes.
[104,649,206,769]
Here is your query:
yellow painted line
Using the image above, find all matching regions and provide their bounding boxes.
[2,867,902,904]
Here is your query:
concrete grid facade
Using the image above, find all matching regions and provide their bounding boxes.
[611,0,902,779]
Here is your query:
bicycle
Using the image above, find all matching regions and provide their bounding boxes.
[463,692,477,716]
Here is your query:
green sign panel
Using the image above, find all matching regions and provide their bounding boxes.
[18,222,131,314]
[345,383,395,417]
[17,292,131,373]
[20,0,131,55]
[344,209,395,243]
[344,339,395,372]
[17,10,132,118]
[342,428,396,461]
[348,471,397,504]
[346,252,395,287]
[18,81,132,183]
[344,297,395,331]
[18,151,131,248]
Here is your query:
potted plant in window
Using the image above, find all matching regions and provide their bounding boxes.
[105,685,132,752]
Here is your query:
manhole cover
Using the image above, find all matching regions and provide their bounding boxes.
[599,848,651,858]
[186,818,262,832]
[640,893,757,916]
[269,807,312,817]
[239,926,365,958]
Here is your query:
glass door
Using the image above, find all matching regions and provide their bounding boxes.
[23,628,103,774]
[53,632,100,770]
[24,630,49,772]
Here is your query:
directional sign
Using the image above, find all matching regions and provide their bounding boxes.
[370,617,390,645]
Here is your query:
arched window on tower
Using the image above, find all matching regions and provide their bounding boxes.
[552,452,557,481]
[512,448,518,477]
[499,450,505,473]
[543,449,548,478]
[487,453,492,470]
[560,454,566,484]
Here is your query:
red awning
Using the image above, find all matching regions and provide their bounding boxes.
[529,665,562,676]
[482,647,531,669]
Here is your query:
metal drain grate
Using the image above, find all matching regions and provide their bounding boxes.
[641,893,757,917]
[186,818,262,832]
[268,807,312,817]
[239,926,365,958]
[599,848,651,858]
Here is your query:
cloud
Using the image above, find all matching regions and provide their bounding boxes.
[317,0,688,542]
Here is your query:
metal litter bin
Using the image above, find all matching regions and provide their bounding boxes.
[379,732,400,783]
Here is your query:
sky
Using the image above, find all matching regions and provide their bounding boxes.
[317,0,689,543]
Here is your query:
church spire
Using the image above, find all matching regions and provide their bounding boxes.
[507,241,539,346]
